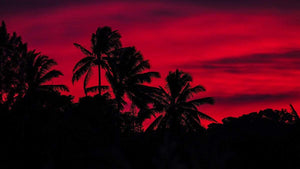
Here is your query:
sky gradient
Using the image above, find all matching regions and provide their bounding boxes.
[2,0,300,123]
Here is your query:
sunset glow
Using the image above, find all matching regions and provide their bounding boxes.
[2,0,300,122]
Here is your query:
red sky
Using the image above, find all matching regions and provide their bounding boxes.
[2,0,300,123]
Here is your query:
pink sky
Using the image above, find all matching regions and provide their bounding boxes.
[2,0,300,123]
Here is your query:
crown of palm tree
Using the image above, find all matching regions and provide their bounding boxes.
[146,70,216,132]
[105,46,160,111]
[72,26,121,95]
[25,50,69,94]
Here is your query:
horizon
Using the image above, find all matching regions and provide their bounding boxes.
[2,0,300,122]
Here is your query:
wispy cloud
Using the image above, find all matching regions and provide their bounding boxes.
[179,50,300,74]
[215,92,300,105]
[2,0,300,15]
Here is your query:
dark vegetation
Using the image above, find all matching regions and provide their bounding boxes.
[1,21,300,169]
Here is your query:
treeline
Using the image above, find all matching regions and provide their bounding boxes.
[0,21,300,169]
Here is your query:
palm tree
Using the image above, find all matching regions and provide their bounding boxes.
[105,47,160,112]
[14,50,68,144]
[25,50,69,96]
[146,69,216,132]
[72,26,121,95]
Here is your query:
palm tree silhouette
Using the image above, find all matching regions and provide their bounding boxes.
[105,47,160,112]
[25,50,69,96]
[146,69,216,132]
[13,50,68,150]
[72,26,121,95]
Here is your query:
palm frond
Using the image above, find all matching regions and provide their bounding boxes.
[73,56,95,72]
[177,85,206,103]
[72,61,94,84]
[33,54,47,69]
[184,114,204,132]
[131,72,160,83]
[39,70,63,84]
[105,71,119,94]
[183,107,216,122]
[39,84,69,92]
[39,59,57,77]
[166,70,192,98]
[74,43,92,56]
[130,60,150,75]
[290,104,299,120]
[85,85,109,94]
[197,110,217,122]
[186,97,214,106]
[33,55,57,78]
[83,68,93,95]
[145,115,163,133]
[176,83,191,103]
[128,85,164,105]
[158,86,171,102]
[189,85,206,94]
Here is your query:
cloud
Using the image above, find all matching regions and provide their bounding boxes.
[2,0,300,16]
[179,50,300,74]
[2,0,300,10]
[173,0,300,10]
[215,92,300,105]
[0,0,102,15]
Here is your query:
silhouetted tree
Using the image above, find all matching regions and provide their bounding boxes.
[105,47,160,134]
[0,21,71,169]
[24,50,69,97]
[59,94,131,169]
[207,108,300,169]
[69,93,118,141]
[72,26,121,95]
[0,21,68,110]
[146,70,215,133]
[13,50,69,135]
[106,47,160,111]
[0,21,27,110]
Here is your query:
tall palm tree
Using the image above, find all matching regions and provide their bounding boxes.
[146,70,216,132]
[105,47,160,112]
[25,50,69,96]
[72,26,121,95]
